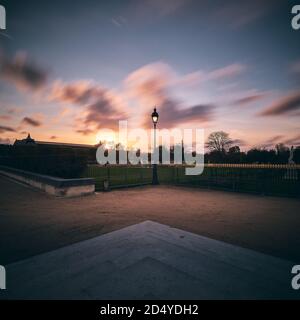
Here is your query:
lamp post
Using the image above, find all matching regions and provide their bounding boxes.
[151,107,159,185]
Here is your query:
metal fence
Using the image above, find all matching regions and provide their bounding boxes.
[84,164,300,197]
[84,165,153,191]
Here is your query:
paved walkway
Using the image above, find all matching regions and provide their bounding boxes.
[2,221,298,299]
[1,176,300,265]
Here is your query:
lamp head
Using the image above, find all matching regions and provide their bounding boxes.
[151,107,159,125]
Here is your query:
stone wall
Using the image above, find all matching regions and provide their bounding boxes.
[0,166,95,197]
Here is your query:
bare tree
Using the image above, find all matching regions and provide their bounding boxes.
[206,131,233,153]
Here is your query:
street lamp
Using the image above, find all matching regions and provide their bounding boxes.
[151,107,159,185]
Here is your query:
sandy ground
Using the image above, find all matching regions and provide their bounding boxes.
[0,176,300,265]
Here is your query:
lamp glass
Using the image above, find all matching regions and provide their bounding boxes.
[152,116,158,124]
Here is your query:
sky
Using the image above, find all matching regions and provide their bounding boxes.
[0,0,300,150]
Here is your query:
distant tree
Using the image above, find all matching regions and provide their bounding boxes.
[227,145,246,163]
[275,143,289,154]
[206,131,233,153]
[205,150,226,163]
[228,146,240,154]
[275,143,289,164]
[294,146,300,164]
[245,148,277,164]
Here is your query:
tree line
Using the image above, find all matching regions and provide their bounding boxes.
[205,131,300,164]
[0,131,299,169]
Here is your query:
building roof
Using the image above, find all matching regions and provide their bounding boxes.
[36,141,95,148]
[14,134,95,148]
[14,134,36,146]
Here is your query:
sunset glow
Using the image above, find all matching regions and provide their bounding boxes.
[0,1,299,150]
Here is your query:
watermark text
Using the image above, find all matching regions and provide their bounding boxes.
[292,265,300,290]
[0,265,6,290]
[0,5,6,30]
[292,5,300,30]
[96,121,204,175]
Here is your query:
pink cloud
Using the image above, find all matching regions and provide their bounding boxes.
[21,117,42,127]
[0,115,11,121]
[125,62,172,107]
[207,64,246,81]
[76,129,95,136]
[0,138,11,145]
[233,93,268,106]
[284,134,300,146]
[50,80,127,134]
[258,134,300,149]
[0,125,16,133]
[258,92,300,116]
[125,62,215,128]
[0,52,48,91]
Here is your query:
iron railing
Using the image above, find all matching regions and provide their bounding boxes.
[84,164,300,197]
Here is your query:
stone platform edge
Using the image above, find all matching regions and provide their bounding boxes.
[0,165,95,197]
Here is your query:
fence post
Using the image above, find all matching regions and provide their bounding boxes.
[260,168,265,195]
[232,167,236,191]
[173,166,175,183]
[107,166,110,185]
